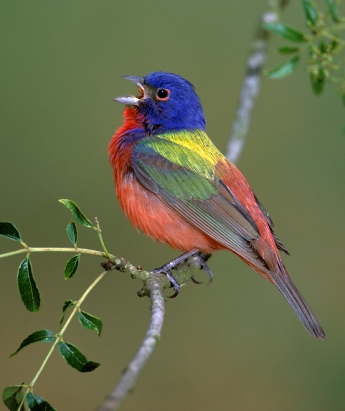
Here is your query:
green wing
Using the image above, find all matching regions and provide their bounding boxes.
[132,134,265,268]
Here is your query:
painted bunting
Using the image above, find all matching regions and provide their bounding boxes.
[109,71,325,339]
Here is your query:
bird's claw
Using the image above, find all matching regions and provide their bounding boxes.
[191,252,214,284]
[151,266,181,298]
[165,271,180,298]
[191,275,203,284]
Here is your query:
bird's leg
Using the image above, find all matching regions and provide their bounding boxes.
[152,249,214,297]
[152,249,198,274]
[152,249,199,298]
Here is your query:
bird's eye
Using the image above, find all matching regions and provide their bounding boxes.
[156,88,170,101]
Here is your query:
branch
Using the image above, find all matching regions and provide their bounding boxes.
[96,256,201,411]
[0,246,111,260]
[96,274,166,411]
[226,0,290,164]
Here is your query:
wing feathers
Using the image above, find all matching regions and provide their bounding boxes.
[159,191,267,270]
[132,138,264,266]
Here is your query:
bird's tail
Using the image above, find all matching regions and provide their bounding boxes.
[271,263,325,339]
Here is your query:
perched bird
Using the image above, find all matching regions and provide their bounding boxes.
[109,71,325,339]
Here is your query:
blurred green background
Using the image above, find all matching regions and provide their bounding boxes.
[1,1,344,410]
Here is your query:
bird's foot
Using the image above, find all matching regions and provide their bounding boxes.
[190,252,214,285]
[152,250,213,297]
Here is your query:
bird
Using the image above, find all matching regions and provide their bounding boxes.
[109,71,325,339]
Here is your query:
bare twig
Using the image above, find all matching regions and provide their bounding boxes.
[227,0,290,164]
[96,275,166,411]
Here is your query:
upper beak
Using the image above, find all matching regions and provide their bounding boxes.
[114,75,145,106]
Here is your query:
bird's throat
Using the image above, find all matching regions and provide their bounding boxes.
[117,106,145,135]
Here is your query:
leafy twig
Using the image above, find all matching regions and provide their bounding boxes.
[227,0,290,163]
[14,270,108,410]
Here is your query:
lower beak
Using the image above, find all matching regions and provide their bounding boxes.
[114,95,140,105]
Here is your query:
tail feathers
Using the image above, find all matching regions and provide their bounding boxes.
[272,268,325,339]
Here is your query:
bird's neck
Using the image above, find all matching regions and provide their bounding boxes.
[109,107,146,178]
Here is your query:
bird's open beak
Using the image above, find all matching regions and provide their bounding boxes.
[114,76,145,106]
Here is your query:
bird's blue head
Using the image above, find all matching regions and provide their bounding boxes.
[115,71,206,132]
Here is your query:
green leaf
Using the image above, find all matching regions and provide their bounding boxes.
[10,330,56,357]
[277,46,300,54]
[78,311,103,336]
[265,56,300,79]
[26,392,56,411]
[64,255,80,279]
[310,69,326,95]
[301,0,319,26]
[318,40,327,54]
[58,342,100,372]
[60,299,75,324]
[66,222,78,246]
[263,23,307,42]
[324,0,341,22]
[59,199,94,228]
[17,258,41,312]
[329,39,339,52]
[0,222,22,242]
[2,385,24,411]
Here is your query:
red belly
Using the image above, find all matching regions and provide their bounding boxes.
[116,174,221,253]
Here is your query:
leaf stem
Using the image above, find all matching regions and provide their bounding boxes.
[60,270,108,335]
[0,246,115,260]
[321,30,345,46]
[29,339,60,388]
[95,218,111,259]
[18,387,30,411]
